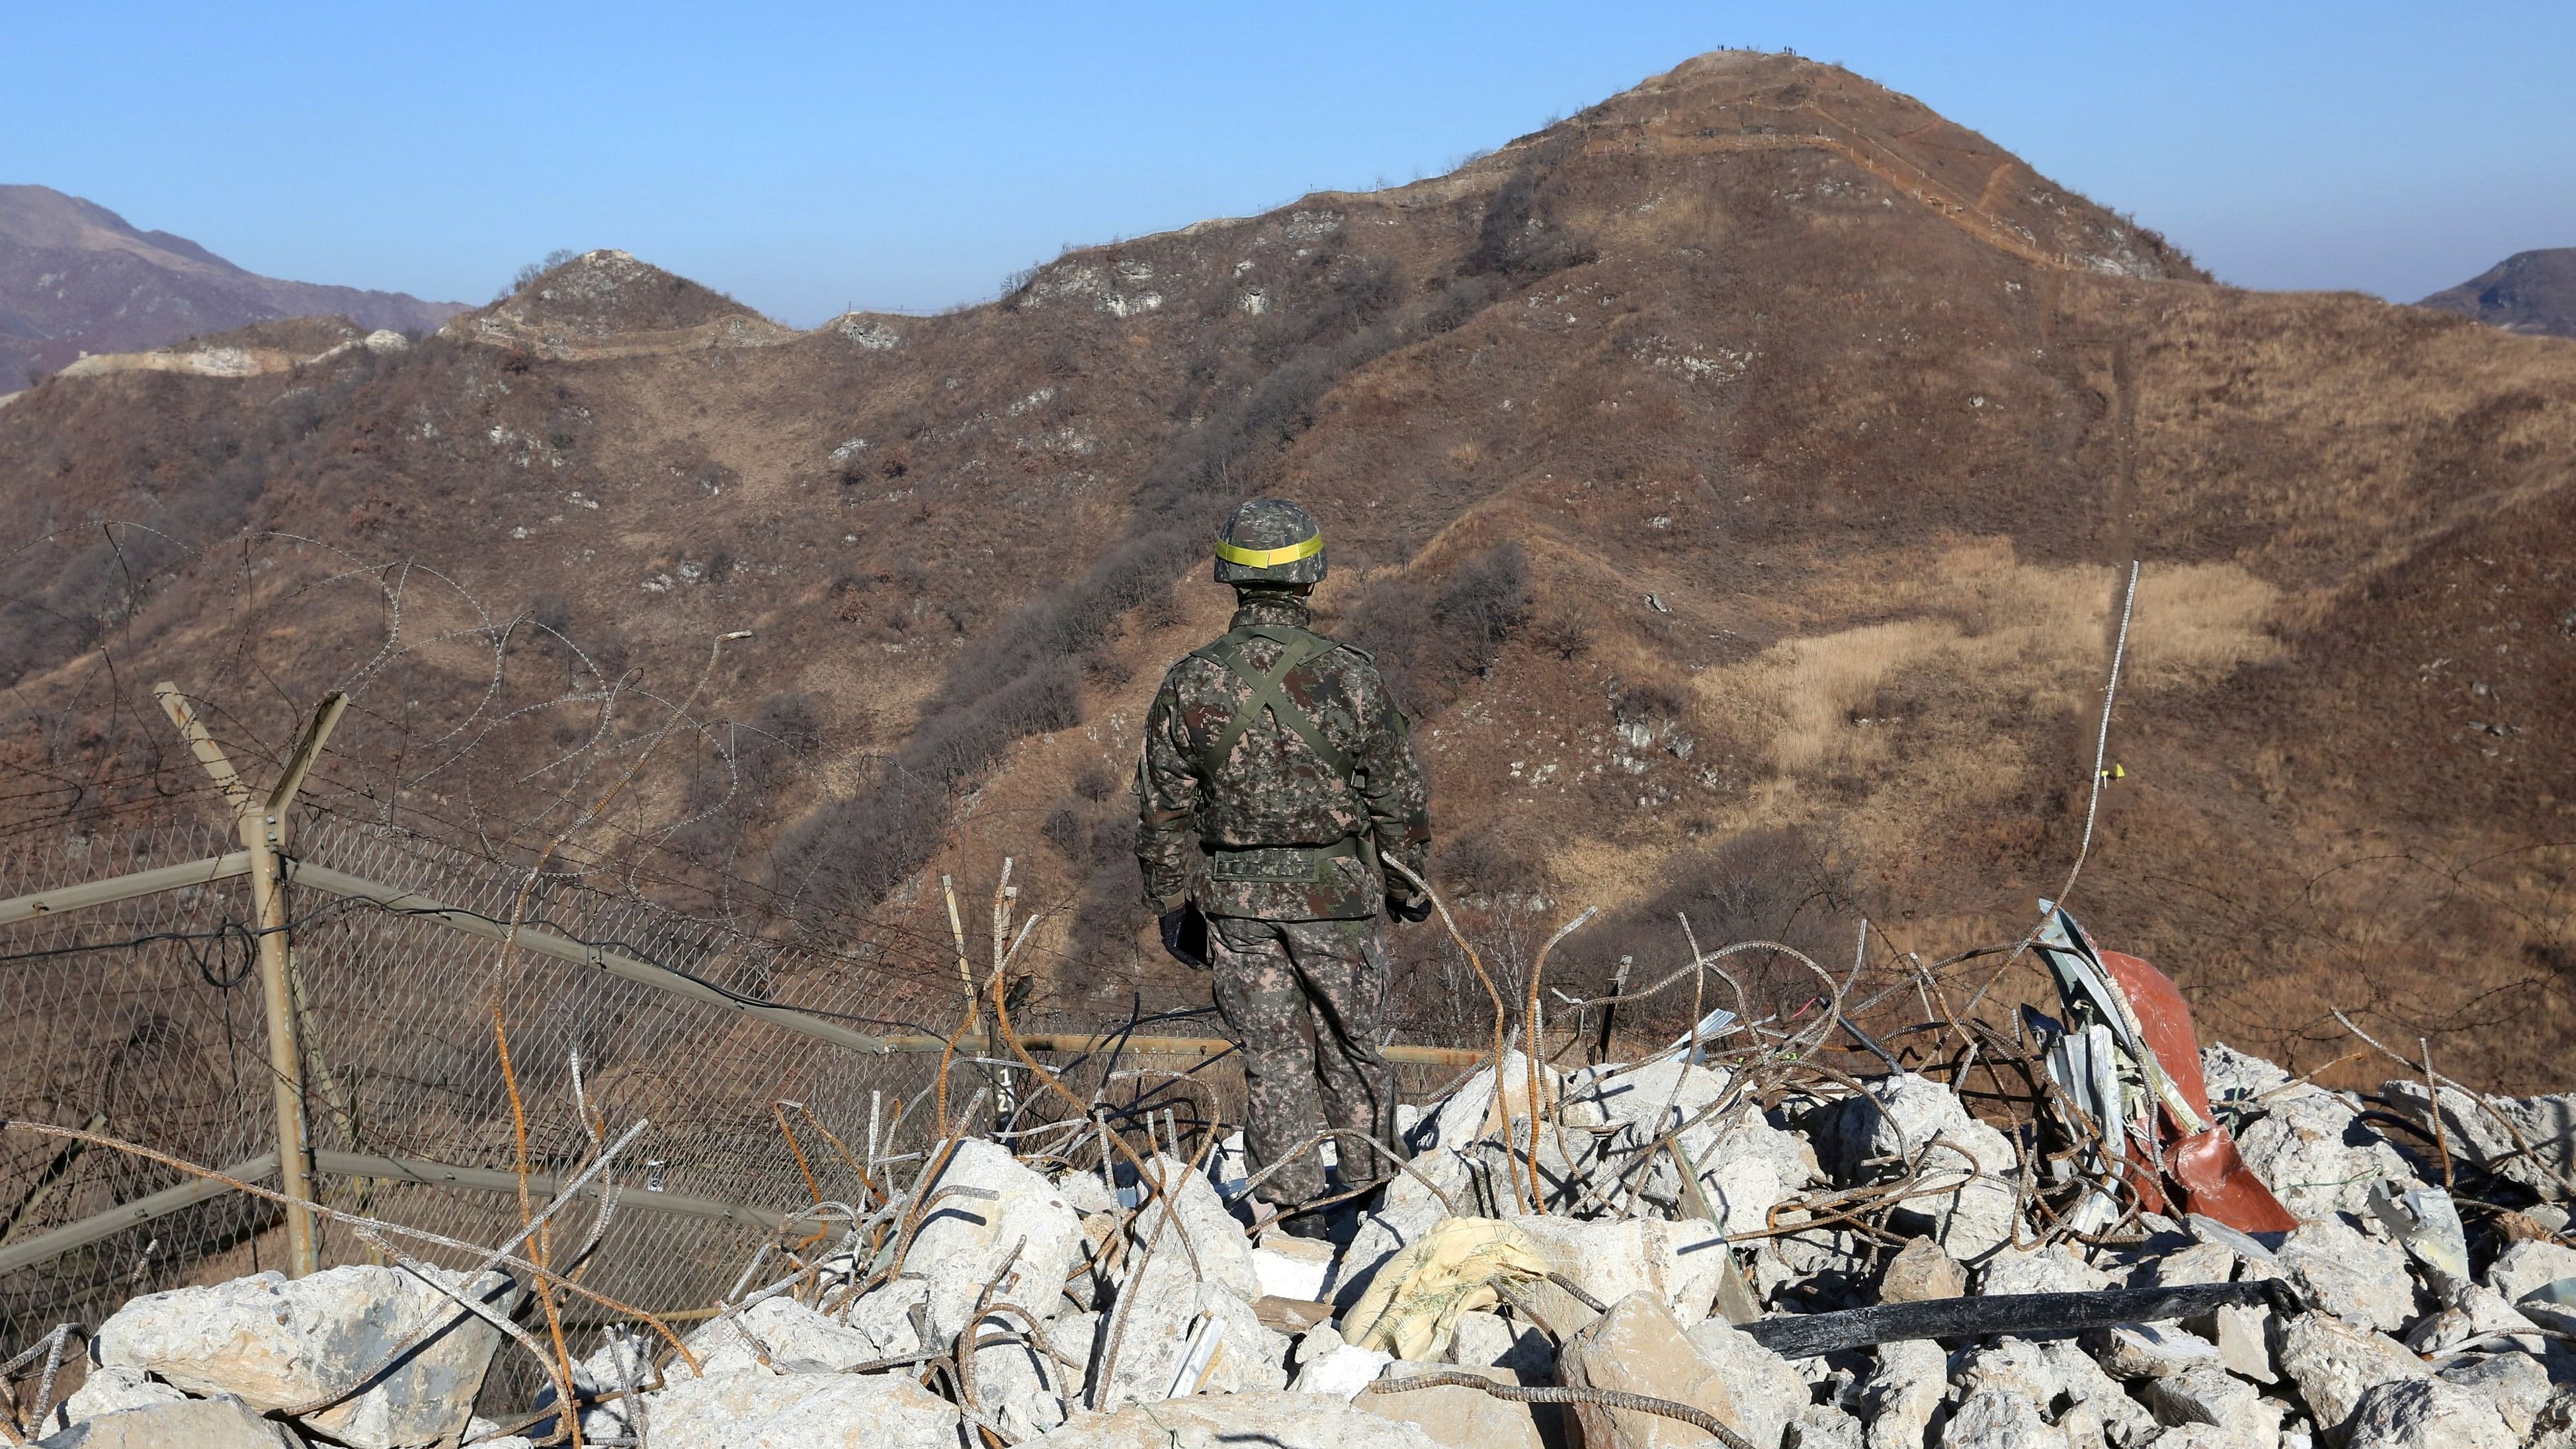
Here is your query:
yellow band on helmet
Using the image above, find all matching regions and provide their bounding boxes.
[1214,533,1323,567]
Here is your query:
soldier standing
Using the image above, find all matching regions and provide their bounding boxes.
[1135,499,1432,1236]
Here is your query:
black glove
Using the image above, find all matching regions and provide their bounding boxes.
[1158,903,1210,968]
[1389,894,1433,924]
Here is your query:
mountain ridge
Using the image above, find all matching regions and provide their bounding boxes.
[0,183,464,380]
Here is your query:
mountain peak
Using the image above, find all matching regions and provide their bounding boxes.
[0,183,464,379]
[448,248,784,355]
[2419,247,2576,337]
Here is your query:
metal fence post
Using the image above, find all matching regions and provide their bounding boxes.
[153,683,345,1278]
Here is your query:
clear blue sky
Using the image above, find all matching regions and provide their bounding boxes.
[11,1,2572,325]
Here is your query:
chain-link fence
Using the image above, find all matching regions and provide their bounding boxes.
[0,806,1069,1359]
[1,800,1479,1389]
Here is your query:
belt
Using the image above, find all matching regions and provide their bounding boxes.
[1204,837,1370,884]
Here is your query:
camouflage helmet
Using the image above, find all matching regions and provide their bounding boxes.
[1213,497,1327,587]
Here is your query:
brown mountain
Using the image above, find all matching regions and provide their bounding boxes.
[2420,247,2576,337]
[3,52,2571,1089]
[0,184,464,382]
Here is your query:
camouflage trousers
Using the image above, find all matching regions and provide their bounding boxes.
[1208,914,1400,1209]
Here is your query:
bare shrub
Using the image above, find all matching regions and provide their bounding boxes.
[1348,541,1532,712]
[1529,599,1594,660]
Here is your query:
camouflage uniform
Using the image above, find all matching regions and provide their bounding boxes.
[1136,590,1431,1208]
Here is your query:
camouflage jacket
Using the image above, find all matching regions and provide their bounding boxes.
[1136,595,1431,921]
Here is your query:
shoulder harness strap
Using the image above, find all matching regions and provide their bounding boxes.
[1192,626,1352,778]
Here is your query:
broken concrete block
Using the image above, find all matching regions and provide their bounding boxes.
[838,1275,931,1361]
[2482,1238,2576,1307]
[2138,1362,2283,1444]
[1556,1292,1762,1449]
[1979,1243,2111,1298]
[971,1331,1078,1440]
[1256,1297,1335,1334]
[2379,1079,2576,1204]
[1939,1387,2052,1449]
[41,1367,187,1437]
[1558,1292,1751,1449]
[685,1294,882,1375]
[1096,1276,1287,1407]
[1794,1400,1866,1449]
[1427,1052,1583,1151]
[1443,1309,1552,1383]
[36,1394,299,1449]
[1577,1057,1809,1232]
[2274,1311,2429,1438]
[564,1325,655,1442]
[1112,1151,1262,1303]
[1684,1313,1808,1449]
[2203,1048,2413,1223]
[1256,1234,1336,1303]
[2150,1242,2239,1289]
[1509,1214,1733,1329]
[1360,1360,1549,1449]
[460,1417,534,1449]
[1834,1074,2020,1262]
[2134,1428,2260,1449]
[2437,1351,2554,1440]
[2345,1376,2516,1449]
[1860,1336,1946,1449]
[642,1366,962,1449]
[1293,1342,1393,1398]
[2083,1321,2223,1380]
[93,1264,515,1449]
[909,1137,1091,1341]
[2274,1218,2415,1332]
[1878,1237,1965,1304]
[1056,1169,1118,1216]
[1032,1391,1444,1449]
[2204,1302,2276,1382]
[2401,1283,2538,1354]
[1958,1335,2065,1409]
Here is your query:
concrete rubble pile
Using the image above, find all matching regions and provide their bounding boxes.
[26,1038,2576,1448]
